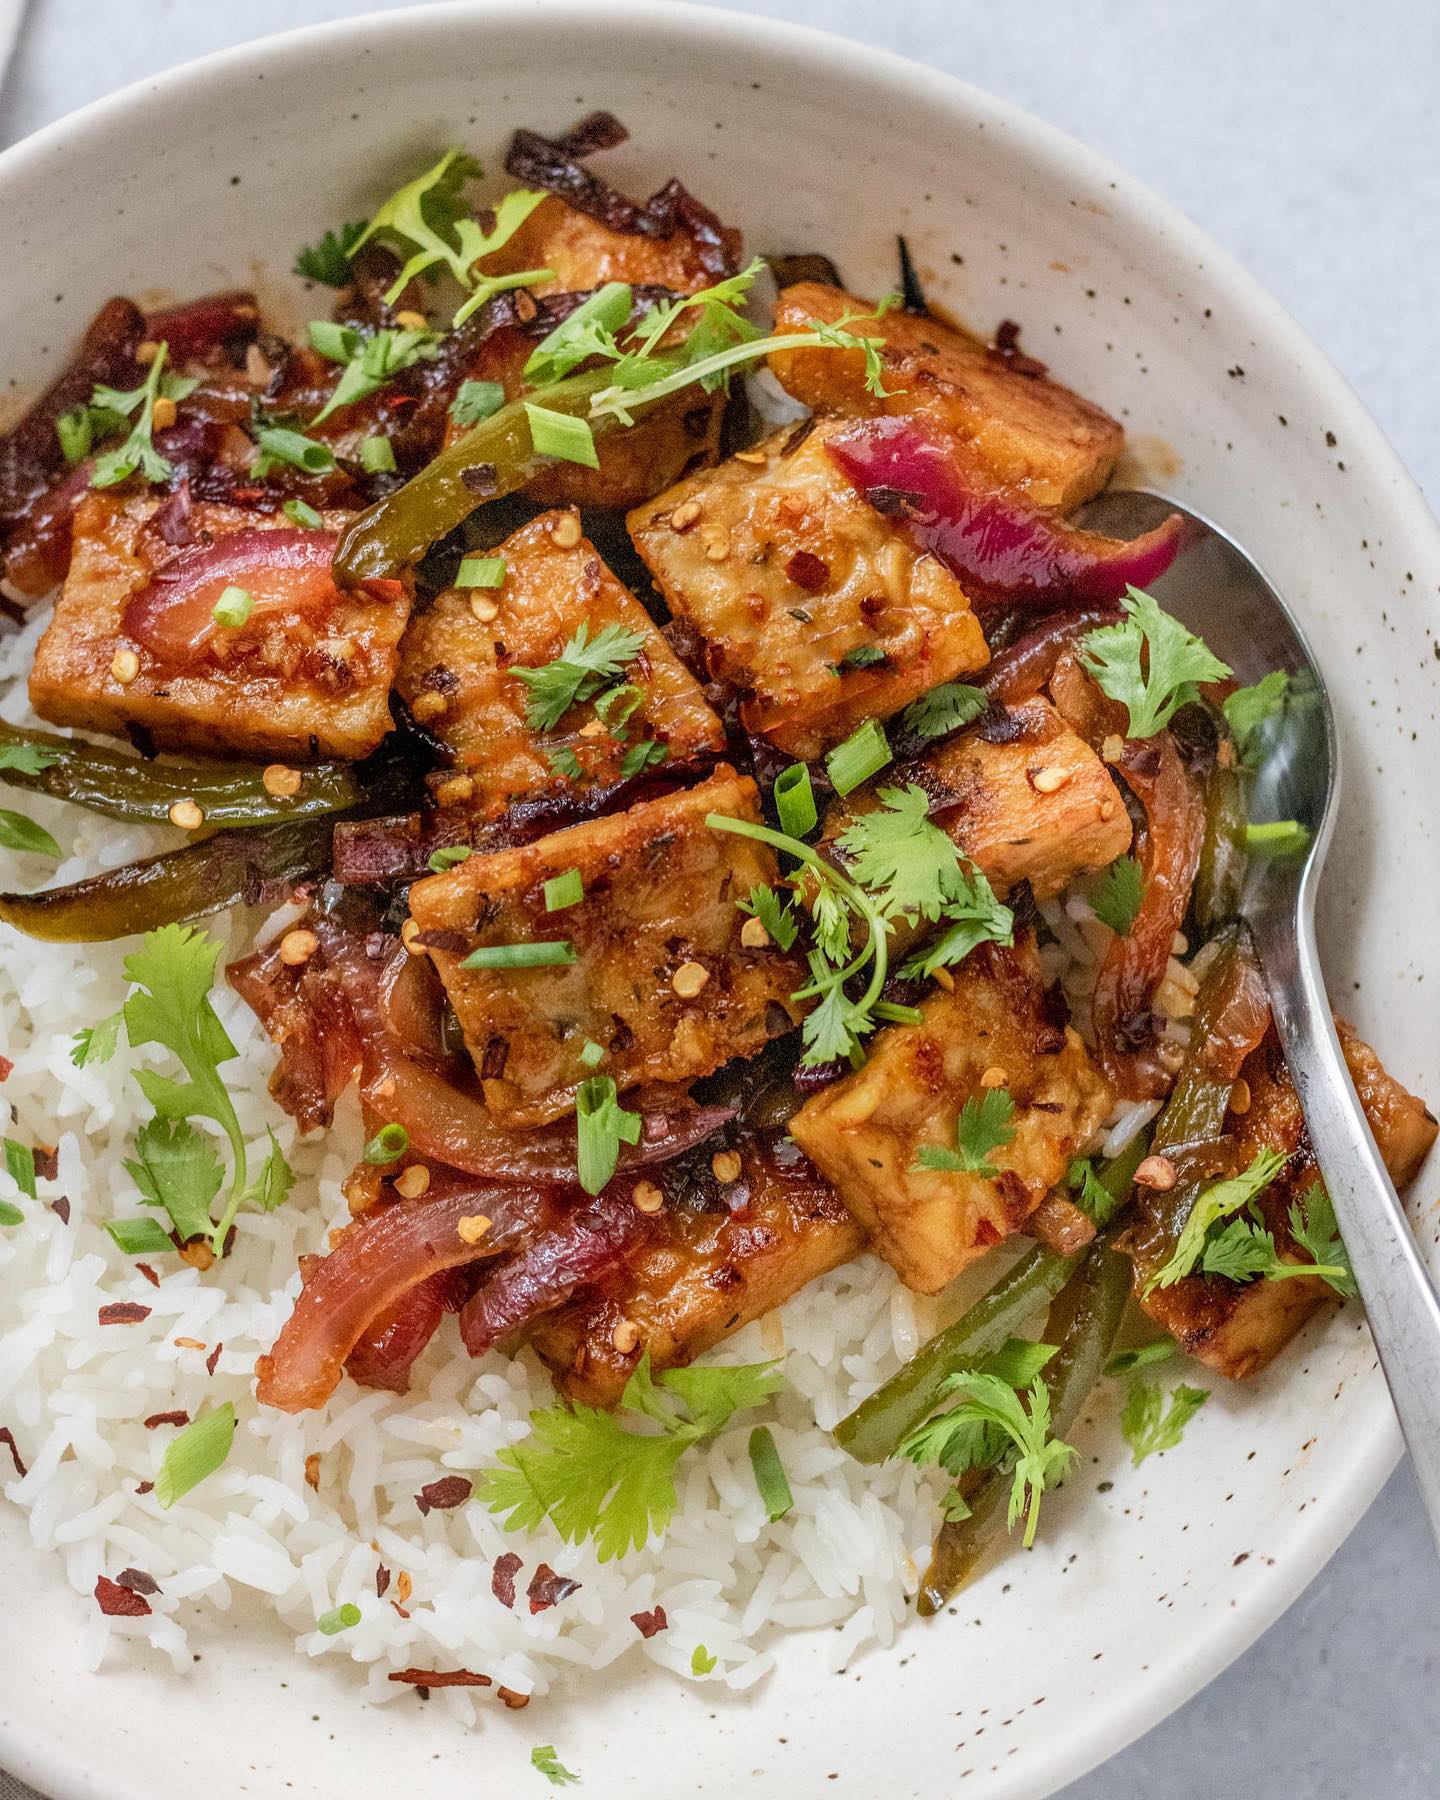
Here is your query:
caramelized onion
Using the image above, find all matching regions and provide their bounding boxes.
[344,1266,474,1394]
[124,528,345,661]
[825,417,1189,606]
[980,606,1123,705]
[256,1176,544,1412]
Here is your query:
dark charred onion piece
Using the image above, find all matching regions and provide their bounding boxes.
[824,417,1189,607]
[0,720,361,829]
[458,1187,656,1355]
[766,252,845,290]
[344,1266,474,1394]
[143,291,259,363]
[0,816,334,943]
[227,937,363,1132]
[124,528,404,662]
[255,1177,546,1412]
[1090,733,1207,1098]
[978,606,1124,705]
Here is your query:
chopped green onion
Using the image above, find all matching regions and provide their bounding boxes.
[307,319,363,363]
[747,1425,793,1522]
[1245,819,1312,857]
[427,845,473,872]
[253,424,337,477]
[773,762,817,838]
[461,940,577,970]
[456,555,506,589]
[575,1075,642,1195]
[318,1602,361,1635]
[525,402,600,469]
[544,868,584,912]
[825,719,892,797]
[578,1039,605,1068]
[363,1123,410,1165]
[3,1139,36,1199]
[873,1001,924,1026]
[359,435,397,473]
[56,405,94,466]
[282,497,324,528]
[211,585,254,630]
[450,379,506,428]
[105,1217,176,1255]
[0,1199,22,1227]
[155,1403,236,1508]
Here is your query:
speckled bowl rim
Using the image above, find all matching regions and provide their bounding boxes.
[0,4,1435,1796]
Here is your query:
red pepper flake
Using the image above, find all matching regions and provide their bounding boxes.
[387,1668,491,1689]
[785,549,830,593]
[135,1480,154,1495]
[526,1563,581,1614]
[0,1053,13,1081]
[415,1475,472,1516]
[135,1263,161,1289]
[143,1410,189,1430]
[99,1302,151,1325]
[390,1602,411,1620]
[630,1604,669,1638]
[205,1342,223,1376]
[0,1426,27,1478]
[116,1568,161,1596]
[491,1551,522,1609]
[95,1574,151,1618]
[376,1564,391,1598]
[49,1195,70,1226]
[33,1146,58,1182]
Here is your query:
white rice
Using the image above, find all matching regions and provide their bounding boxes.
[0,603,1163,1717]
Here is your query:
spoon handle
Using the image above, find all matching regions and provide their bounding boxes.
[1255,892,1440,1554]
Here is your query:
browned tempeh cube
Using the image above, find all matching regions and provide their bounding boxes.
[406,768,805,1125]
[790,940,1113,1294]
[396,510,724,821]
[628,421,988,759]
[29,494,408,760]
[767,282,1123,512]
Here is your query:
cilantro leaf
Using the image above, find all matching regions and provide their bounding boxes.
[71,1011,123,1068]
[1145,1149,1290,1292]
[690,1645,718,1675]
[1197,1217,1289,1284]
[574,1076,641,1196]
[525,282,635,385]
[476,1350,781,1559]
[836,784,968,923]
[450,379,506,428]
[1196,1184,1354,1298]
[4,1138,36,1199]
[531,1745,581,1787]
[1120,1377,1208,1466]
[1067,1155,1121,1226]
[1079,586,1232,739]
[293,220,367,286]
[1090,854,1145,935]
[0,809,61,858]
[245,1129,295,1215]
[1289,1182,1356,1299]
[545,746,584,782]
[0,743,62,776]
[900,681,989,741]
[513,622,648,732]
[310,325,443,425]
[124,1116,223,1243]
[91,342,180,490]
[738,883,799,951]
[798,970,871,1067]
[1222,669,1289,768]
[913,1087,1016,1177]
[618,739,668,779]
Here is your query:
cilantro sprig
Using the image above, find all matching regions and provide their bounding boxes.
[1145,1149,1289,1293]
[1089,854,1145,936]
[913,1087,1017,1178]
[477,1351,781,1560]
[87,343,199,490]
[1080,586,1232,739]
[899,681,989,742]
[513,622,648,732]
[72,924,293,1255]
[1199,1179,1355,1298]
[309,322,442,425]
[1120,1377,1208,1466]
[293,220,367,286]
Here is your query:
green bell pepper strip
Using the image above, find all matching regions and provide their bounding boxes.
[0,721,361,829]
[1193,762,1249,933]
[916,1236,1132,1614]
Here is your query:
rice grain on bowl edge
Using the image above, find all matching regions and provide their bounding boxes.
[0,611,1176,1719]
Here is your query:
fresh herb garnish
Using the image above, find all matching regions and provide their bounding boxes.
[512,622,648,731]
[738,883,799,951]
[747,1424,794,1521]
[155,1402,236,1508]
[0,743,62,777]
[460,941,577,970]
[456,554,506,589]
[1222,670,1290,768]
[252,423,337,478]
[363,1122,410,1164]
[525,401,601,469]
[310,324,442,425]
[427,845,473,872]
[1068,1156,1121,1226]
[544,868,584,912]
[282,497,324,529]
[1104,1339,1176,1378]
[210,585,254,630]
[72,924,294,1255]
[1198,1180,1355,1298]
[530,1745,581,1787]
[450,379,506,428]
[836,644,886,672]
[900,681,989,741]
[0,810,61,858]
[1120,1377,1208,1466]
[574,1076,641,1195]
[1145,1149,1290,1292]
[477,1350,780,1559]
[690,1645,718,1676]
[1090,854,1145,935]
[913,1087,1016,1178]
[1245,819,1312,857]
[4,1139,36,1199]
[318,1603,361,1635]
[618,739,668,779]
[293,220,367,286]
[359,434,397,473]
[772,762,817,838]
[578,1040,605,1069]
[104,1216,175,1255]
[825,718,891,797]
[525,282,635,385]
[546,746,585,782]
[1080,586,1232,739]
[90,343,195,490]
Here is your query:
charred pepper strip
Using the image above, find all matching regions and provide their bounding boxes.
[916,1236,1131,1613]
[334,367,634,584]
[0,816,333,942]
[0,722,361,828]
[1193,761,1249,932]
[835,1134,1148,1465]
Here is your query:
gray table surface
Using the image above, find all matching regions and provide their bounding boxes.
[2,1,1437,1795]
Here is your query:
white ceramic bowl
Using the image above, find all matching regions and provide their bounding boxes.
[2,5,1437,1796]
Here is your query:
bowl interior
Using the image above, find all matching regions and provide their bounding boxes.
[2,5,1437,1797]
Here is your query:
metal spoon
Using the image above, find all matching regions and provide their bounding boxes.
[1083,487,1440,1549]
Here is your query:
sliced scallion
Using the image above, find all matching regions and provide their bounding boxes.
[318,1602,361,1635]
[578,1040,605,1069]
[544,869,584,912]
[359,435,397,473]
[253,424,337,478]
[427,845,473,872]
[456,555,506,589]
[461,940,577,970]
[747,1425,794,1521]
[282,497,324,529]
[363,1123,410,1165]
[105,1216,175,1254]
[211,585,254,630]
[873,1001,924,1026]
[825,718,891,797]
[773,762,817,838]
[155,1402,236,1509]
[525,402,600,470]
